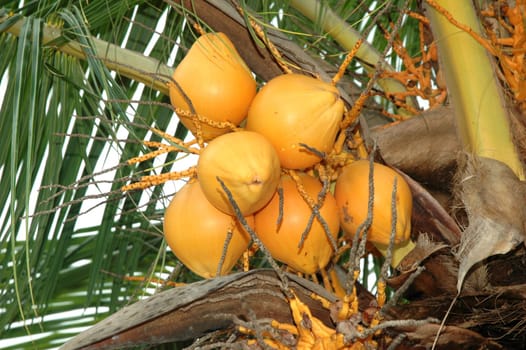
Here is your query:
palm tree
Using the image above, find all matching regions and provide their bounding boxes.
[1,0,526,349]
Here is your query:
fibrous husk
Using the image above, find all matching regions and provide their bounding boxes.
[454,153,526,293]
[385,277,526,349]
[398,323,503,350]
[397,234,448,273]
[398,170,461,245]
[388,234,457,298]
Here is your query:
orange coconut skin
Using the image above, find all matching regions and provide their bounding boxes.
[246,73,344,170]
[163,180,253,278]
[197,131,281,216]
[254,173,340,274]
[334,160,412,245]
[168,32,256,141]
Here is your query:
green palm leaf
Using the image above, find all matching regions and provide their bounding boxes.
[0,1,193,348]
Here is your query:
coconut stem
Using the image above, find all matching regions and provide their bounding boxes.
[216,225,234,277]
[424,0,525,179]
[1,13,173,95]
[346,157,376,294]
[374,177,416,269]
[288,170,338,253]
[374,240,416,270]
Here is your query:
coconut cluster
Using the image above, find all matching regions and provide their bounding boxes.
[163,32,414,279]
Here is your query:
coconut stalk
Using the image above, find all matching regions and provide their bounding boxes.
[0,12,174,94]
[424,0,526,293]
[424,0,524,179]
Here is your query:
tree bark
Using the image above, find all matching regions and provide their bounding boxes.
[59,269,374,350]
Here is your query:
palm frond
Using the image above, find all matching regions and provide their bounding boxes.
[0,1,191,347]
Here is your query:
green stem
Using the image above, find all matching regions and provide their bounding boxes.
[1,13,174,95]
[425,0,524,179]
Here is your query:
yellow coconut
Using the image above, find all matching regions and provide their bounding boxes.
[168,32,256,141]
[254,173,339,274]
[163,180,253,278]
[334,160,414,267]
[246,73,344,169]
[197,130,281,216]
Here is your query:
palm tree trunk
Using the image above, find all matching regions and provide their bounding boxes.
[424,0,524,179]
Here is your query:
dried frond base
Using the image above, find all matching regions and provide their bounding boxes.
[454,154,526,292]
